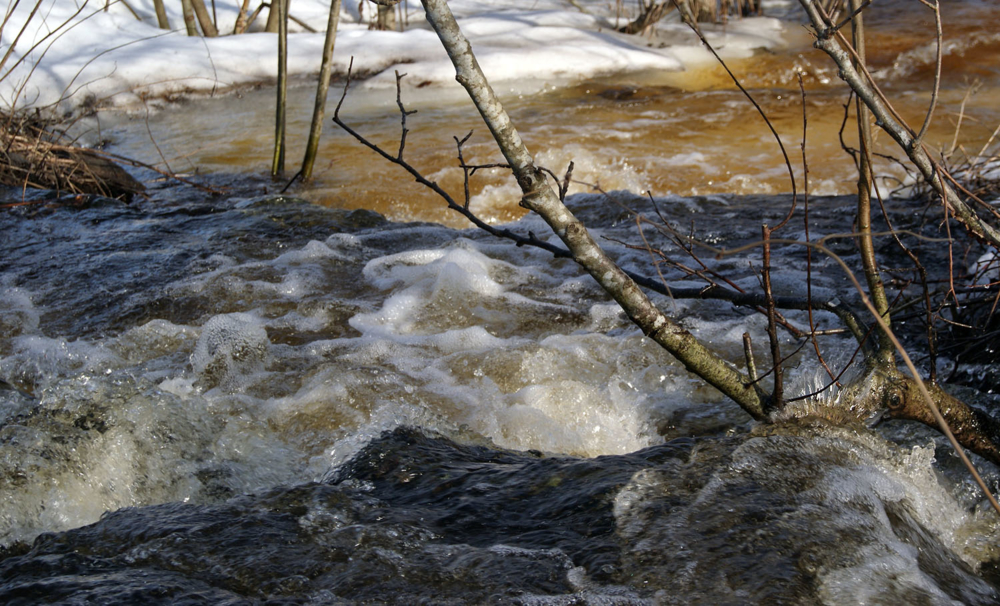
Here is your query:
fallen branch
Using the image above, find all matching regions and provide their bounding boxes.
[0,114,144,200]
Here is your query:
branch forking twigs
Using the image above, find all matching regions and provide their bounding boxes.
[332,59,570,260]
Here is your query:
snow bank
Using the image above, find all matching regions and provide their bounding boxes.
[0,0,788,115]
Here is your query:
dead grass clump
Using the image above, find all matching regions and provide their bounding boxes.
[0,111,144,202]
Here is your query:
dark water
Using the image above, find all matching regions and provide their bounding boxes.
[2,185,1000,604]
[2,424,999,605]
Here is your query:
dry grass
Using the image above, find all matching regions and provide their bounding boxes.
[0,112,144,202]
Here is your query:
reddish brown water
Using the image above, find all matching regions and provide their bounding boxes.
[112,1,1000,227]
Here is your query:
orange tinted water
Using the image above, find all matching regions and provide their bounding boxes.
[113,1,1000,227]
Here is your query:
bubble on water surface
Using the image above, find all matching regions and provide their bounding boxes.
[191,312,271,392]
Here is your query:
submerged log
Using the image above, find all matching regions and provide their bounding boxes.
[0,117,144,202]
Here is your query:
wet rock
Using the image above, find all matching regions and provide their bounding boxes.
[1,426,996,604]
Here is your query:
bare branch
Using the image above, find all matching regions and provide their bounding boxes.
[913,0,941,147]
[798,0,1000,249]
[421,0,772,418]
[672,0,797,231]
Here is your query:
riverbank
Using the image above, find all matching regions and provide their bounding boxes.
[1,0,787,117]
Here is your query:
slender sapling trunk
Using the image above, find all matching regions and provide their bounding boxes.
[272,0,288,176]
[234,0,252,34]
[180,0,199,36]
[191,0,219,37]
[301,0,343,180]
[152,0,170,29]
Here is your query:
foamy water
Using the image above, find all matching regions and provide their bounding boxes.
[3,0,1000,601]
[1,189,999,602]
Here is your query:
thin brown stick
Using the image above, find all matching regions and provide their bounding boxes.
[0,0,40,77]
[799,74,839,383]
[762,225,783,408]
[948,82,979,158]
[849,0,893,362]
[913,0,941,147]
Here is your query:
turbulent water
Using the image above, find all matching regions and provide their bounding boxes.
[1,185,999,604]
[4,0,1000,603]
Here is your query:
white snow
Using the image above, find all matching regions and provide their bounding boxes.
[0,0,789,116]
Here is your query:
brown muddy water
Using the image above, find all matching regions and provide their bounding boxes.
[101,0,1000,227]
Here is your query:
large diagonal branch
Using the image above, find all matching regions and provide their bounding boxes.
[335,79,876,349]
[419,0,770,418]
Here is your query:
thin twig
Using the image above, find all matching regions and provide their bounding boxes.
[671,0,797,230]
[394,70,416,160]
[913,0,941,147]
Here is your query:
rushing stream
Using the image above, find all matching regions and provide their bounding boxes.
[3,1,1000,604]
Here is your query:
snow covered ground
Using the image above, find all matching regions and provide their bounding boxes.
[0,0,789,116]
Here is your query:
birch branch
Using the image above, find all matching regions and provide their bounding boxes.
[419,0,770,418]
[797,0,1000,249]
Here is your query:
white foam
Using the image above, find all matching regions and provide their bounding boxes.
[353,244,521,337]
[273,239,350,264]
[1,334,123,393]
[111,319,199,365]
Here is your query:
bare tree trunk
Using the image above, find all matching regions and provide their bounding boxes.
[375,4,396,30]
[419,0,769,418]
[152,0,170,29]
[301,0,343,180]
[190,0,218,37]
[271,0,288,176]
[180,0,199,36]
[687,0,716,22]
[234,0,252,34]
[266,0,290,33]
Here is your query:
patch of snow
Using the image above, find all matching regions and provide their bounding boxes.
[0,0,788,115]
